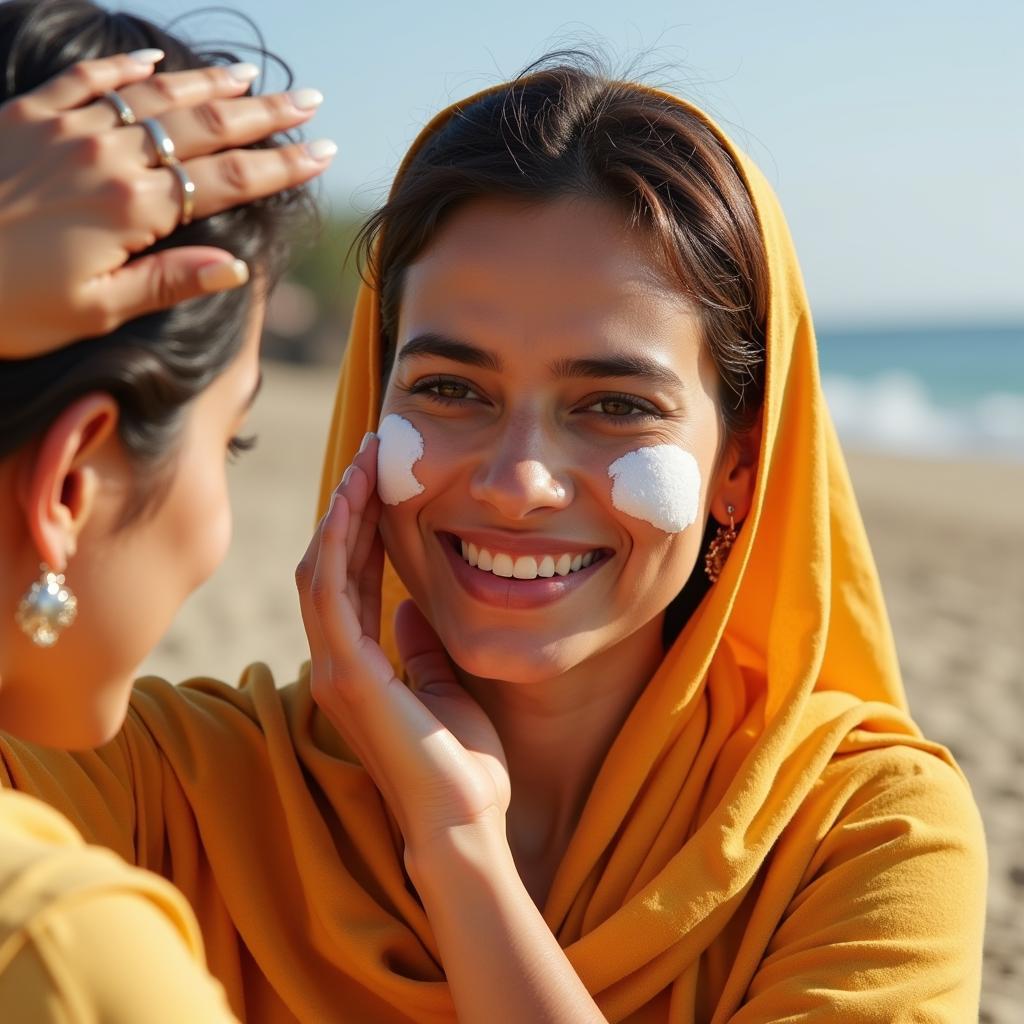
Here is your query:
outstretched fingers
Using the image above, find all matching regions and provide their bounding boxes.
[87,247,249,329]
[335,439,385,643]
[164,139,336,221]
[105,63,260,127]
[295,510,330,664]
[84,85,321,164]
[22,50,164,113]
[359,536,386,643]
[90,138,335,321]
[296,449,393,702]
[346,434,382,568]
[309,494,365,653]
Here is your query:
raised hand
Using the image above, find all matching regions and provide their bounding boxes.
[295,434,511,867]
[0,50,334,357]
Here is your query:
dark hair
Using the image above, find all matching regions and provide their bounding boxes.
[358,52,768,441]
[0,0,308,517]
[357,53,768,640]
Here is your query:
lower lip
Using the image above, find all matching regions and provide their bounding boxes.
[438,536,608,610]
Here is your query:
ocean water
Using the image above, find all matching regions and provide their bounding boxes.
[816,325,1024,461]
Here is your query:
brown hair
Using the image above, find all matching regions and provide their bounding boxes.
[357,53,768,439]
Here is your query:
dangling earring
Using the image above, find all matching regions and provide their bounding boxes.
[704,505,737,584]
[16,564,78,647]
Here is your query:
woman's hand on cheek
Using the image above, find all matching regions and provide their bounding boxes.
[296,435,510,873]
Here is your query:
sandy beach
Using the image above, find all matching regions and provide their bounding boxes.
[141,361,1023,1021]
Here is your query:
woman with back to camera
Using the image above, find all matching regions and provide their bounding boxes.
[2,12,986,1023]
[0,0,334,1017]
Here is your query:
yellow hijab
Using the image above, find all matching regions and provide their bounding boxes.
[315,82,969,1020]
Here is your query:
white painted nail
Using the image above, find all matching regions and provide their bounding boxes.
[197,259,249,293]
[129,48,165,65]
[305,138,337,161]
[290,88,324,110]
[358,431,375,453]
[226,62,260,83]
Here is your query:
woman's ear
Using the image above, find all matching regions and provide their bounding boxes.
[709,414,763,525]
[14,394,121,570]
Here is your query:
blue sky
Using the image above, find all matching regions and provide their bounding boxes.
[133,0,1022,327]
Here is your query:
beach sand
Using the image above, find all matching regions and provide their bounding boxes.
[141,361,1023,1021]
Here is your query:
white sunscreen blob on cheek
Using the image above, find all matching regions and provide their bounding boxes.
[377,414,425,505]
[607,444,701,533]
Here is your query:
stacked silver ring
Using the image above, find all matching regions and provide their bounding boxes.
[141,117,177,167]
[167,164,196,226]
[102,90,136,125]
[139,117,197,227]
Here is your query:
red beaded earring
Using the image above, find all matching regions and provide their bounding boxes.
[703,505,737,584]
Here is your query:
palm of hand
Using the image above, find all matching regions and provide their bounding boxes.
[297,439,510,861]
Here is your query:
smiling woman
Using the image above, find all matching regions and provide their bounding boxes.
[1,49,986,1024]
[306,58,987,1021]
[373,194,753,687]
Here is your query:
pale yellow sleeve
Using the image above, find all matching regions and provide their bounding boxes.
[726,750,987,1023]
[0,891,238,1023]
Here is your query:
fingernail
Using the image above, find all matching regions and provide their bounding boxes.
[129,48,165,65]
[290,88,324,110]
[197,259,250,293]
[341,466,354,487]
[358,431,375,453]
[226,62,260,83]
[305,138,337,162]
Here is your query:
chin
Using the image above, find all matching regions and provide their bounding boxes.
[442,626,591,685]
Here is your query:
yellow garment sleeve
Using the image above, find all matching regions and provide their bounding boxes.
[1,890,237,1022]
[717,749,987,1022]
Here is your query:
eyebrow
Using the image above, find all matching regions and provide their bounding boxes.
[398,333,684,391]
[396,333,502,371]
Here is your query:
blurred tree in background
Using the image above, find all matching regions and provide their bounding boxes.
[263,210,366,366]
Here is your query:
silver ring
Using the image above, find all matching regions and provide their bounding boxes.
[141,116,178,167]
[168,163,196,226]
[102,90,136,126]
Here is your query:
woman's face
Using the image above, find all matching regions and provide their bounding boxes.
[379,196,742,684]
[0,303,264,748]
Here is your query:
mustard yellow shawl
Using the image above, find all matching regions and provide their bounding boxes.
[0,83,985,1024]
[313,84,985,1020]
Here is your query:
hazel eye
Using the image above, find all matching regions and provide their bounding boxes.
[582,394,661,419]
[407,376,482,405]
[595,398,639,416]
[434,380,471,400]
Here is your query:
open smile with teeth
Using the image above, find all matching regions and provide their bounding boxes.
[456,538,605,580]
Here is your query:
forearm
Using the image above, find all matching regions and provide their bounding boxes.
[407,821,606,1024]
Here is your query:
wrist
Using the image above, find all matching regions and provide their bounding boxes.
[404,809,513,896]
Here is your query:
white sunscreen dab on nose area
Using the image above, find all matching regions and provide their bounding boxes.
[377,414,425,505]
[607,445,701,533]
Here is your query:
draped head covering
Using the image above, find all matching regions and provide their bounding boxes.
[315,81,979,1021]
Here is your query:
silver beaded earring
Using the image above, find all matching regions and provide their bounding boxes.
[16,564,78,647]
